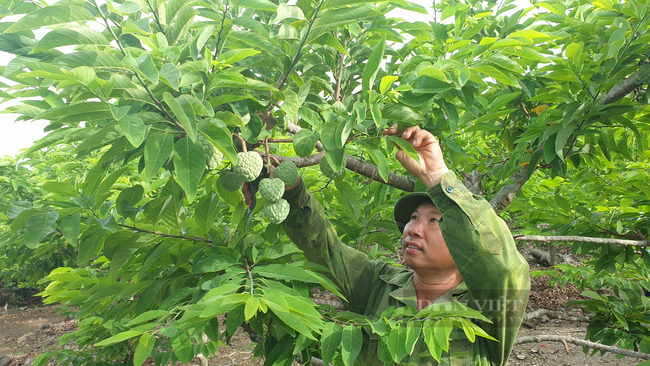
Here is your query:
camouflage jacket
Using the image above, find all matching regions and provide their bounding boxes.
[282,171,530,366]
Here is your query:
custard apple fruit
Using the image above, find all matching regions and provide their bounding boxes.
[258,178,284,202]
[319,158,345,179]
[233,152,263,182]
[219,169,245,192]
[275,161,298,187]
[198,134,223,170]
[264,199,290,224]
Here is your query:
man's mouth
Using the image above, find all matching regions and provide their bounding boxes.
[403,241,423,252]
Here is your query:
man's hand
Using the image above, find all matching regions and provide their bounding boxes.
[243,181,255,209]
[381,124,449,188]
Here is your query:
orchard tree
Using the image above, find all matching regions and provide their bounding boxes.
[0,0,649,363]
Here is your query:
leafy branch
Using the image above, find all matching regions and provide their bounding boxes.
[90,0,184,131]
[117,224,211,243]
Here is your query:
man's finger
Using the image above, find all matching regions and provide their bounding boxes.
[381,124,399,135]
[400,126,420,141]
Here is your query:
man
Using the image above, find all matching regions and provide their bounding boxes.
[244,125,530,365]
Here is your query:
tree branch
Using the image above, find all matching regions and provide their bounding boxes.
[489,166,528,214]
[255,151,416,192]
[514,234,649,247]
[598,68,644,105]
[514,335,650,360]
[117,224,211,243]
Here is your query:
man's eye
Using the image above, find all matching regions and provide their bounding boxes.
[430,218,439,223]
[411,215,418,220]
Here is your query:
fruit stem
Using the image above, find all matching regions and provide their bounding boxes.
[234,133,247,152]
[264,137,275,177]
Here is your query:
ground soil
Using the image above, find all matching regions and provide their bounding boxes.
[0,243,641,366]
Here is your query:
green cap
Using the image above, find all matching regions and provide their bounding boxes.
[393,192,432,234]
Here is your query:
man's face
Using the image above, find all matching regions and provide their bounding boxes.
[401,202,457,273]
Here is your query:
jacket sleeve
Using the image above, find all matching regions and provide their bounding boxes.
[429,171,530,366]
[281,179,384,315]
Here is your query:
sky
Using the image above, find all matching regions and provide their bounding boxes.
[0,0,532,158]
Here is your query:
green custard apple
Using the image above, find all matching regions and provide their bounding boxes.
[258,178,285,202]
[274,161,298,187]
[219,169,245,192]
[319,157,345,179]
[264,199,290,224]
[233,152,263,182]
[197,134,223,170]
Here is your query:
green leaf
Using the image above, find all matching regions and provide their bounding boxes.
[201,119,238,165]
[24,211,59,249]
[127,310,171,327]
[78,227,107,265]
[160,63,181,90]
[271,3,305,23]
[60,213,81,248]
[281,90,300,122]
[108,0,141,14]
[192,254,239,274]
[40,102,112,123]
[360,141,389,183]
[42,182,76,197]
[164,92,197,142]
[293,129,319,157]
[173,138,205,203]
[370,103,383,129]
[194,192,220,235]
[95,330,144,347]
[433,318,453,352]
[334,181,360,220]
[190,25,215,60]
[244,296,260,320]
[116,185,144,220]
[308,7,380,43]
[380,75,398,94]
[171,330,193,363]
[340,325,362,366]
[109,233,152,278]
[133,333,155,366]
[387,325,408,363]
[382,104,425,125]
[217,49,262,65]
[386,135,420,164]
[231,0,278,11]
[32,27,110,53]
[565,42,584,67]
[299,108,323,129]
[471,64,516,86]
[423,319,442,361]
[555,124,575,162]
[321,322,343,366]
[119,115,146,148]
[144,132,174,180]
[4,5,95,33]
[136,53,159,84]
[322,0,389,9]
[362,35,386,101]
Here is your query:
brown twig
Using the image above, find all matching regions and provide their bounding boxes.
[234,134,247,152]
[514,335,650,359]
[509,85,529,118]
[513,234,649,247]
[264,137,274,177]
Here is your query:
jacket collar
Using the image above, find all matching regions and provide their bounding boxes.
[380,271,468,308]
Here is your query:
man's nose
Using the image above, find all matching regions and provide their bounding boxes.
[407,220,425,237]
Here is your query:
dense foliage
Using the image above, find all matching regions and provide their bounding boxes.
[0,0,649,363]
